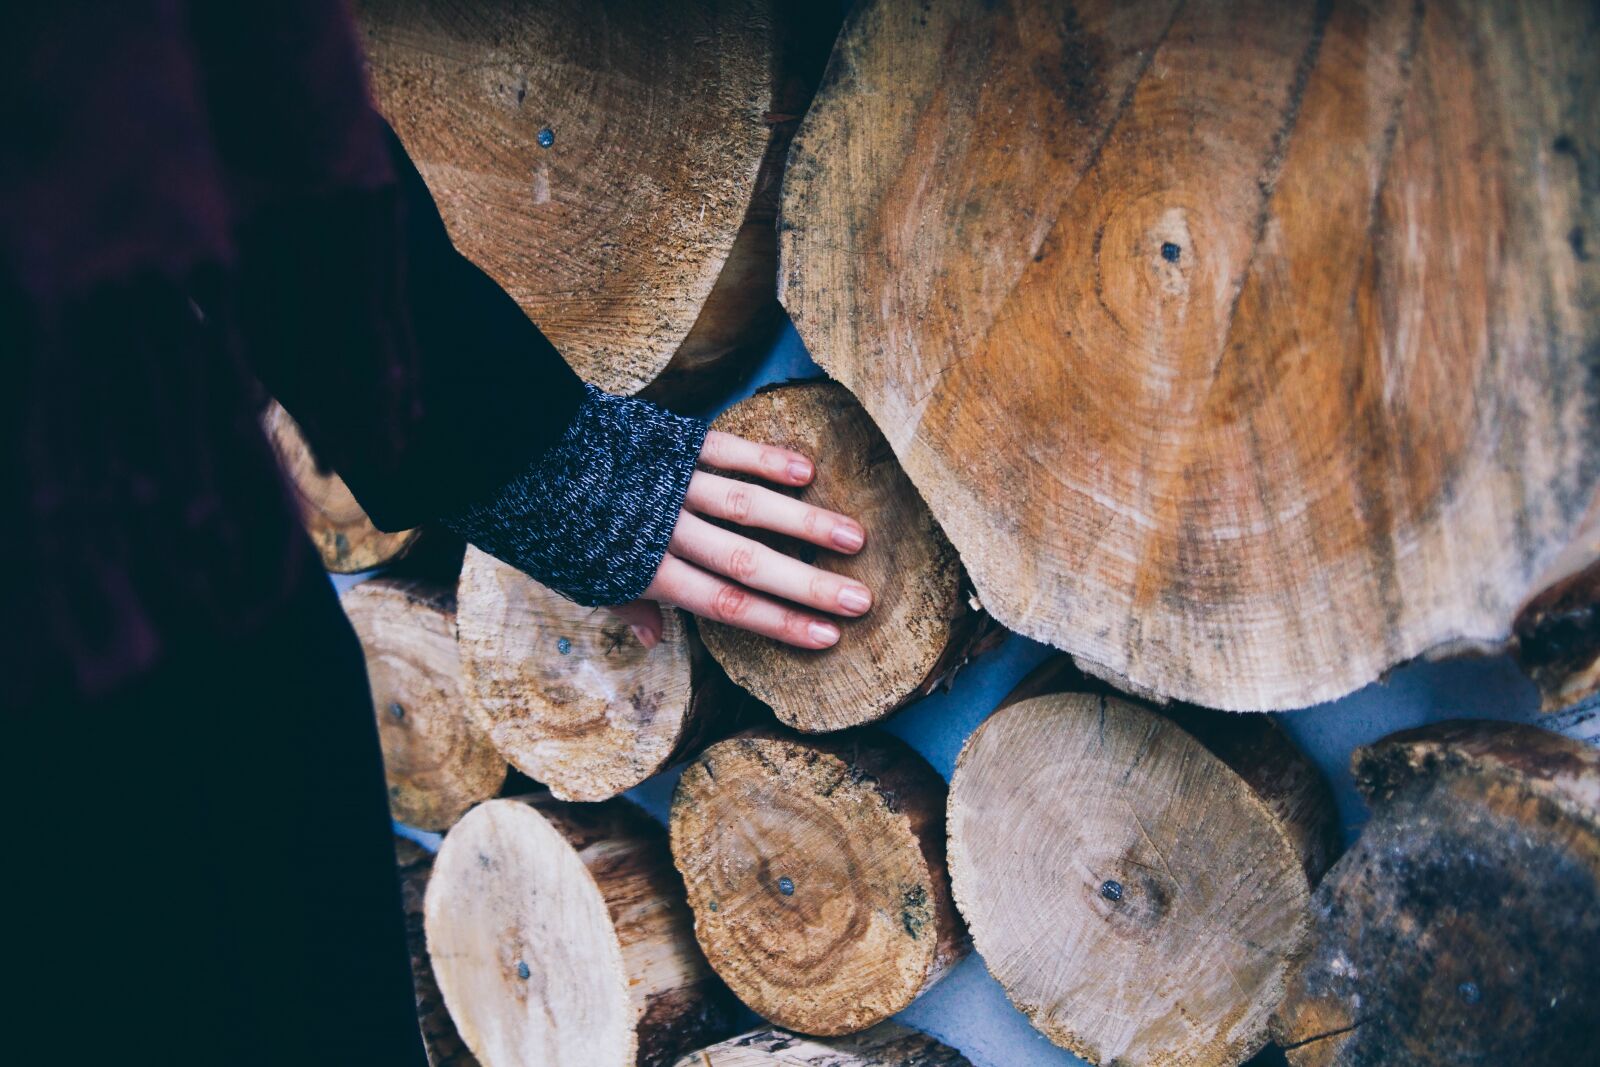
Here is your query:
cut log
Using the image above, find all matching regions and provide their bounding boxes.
[669,729,965,1036]
[456,546,748,801]
[342,579,506,831]
[356,0,821,402]
[779,0,1600,711]
[396,839,480,1067]
[947,665,1337,1066]
[426,793,732,1067]
[698,382,991,732]
[1514,556,1600,711]
[1273,720,1600,1067]
[672,1023,972,1066]
[263,400,419,573]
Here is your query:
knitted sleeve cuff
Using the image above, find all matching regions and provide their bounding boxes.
[443,384,707,606]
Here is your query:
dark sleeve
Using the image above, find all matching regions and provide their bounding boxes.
[237,123,704,605]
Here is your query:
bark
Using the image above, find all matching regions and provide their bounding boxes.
[779,0,1600,711]
[670,729,967,1036]
[395,839,481,1067]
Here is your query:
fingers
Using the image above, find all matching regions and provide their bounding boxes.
[643,553,841,649]
[605,599,664,649]
[685,471,865,553]
[700,430,814,487]
[668,511,873,618]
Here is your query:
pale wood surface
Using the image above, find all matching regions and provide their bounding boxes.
[948,688,1334,1065]
[1273,720,1600,1065]
[426,794,730,1067]
[342,580,506,830]
[780,0,1600,711]
[262,400,420,573]
[672,1023,972,1066]
[457,546,744,801]
[396,839,481,1067]
[670,730,966,1036]
[357,0,787,397]
[698,382,981,731]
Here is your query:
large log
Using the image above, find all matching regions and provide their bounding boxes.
[425,794,732,1067]
[670,729,966,1036]
[357,0,821,403]
[779,0,1600,711]
[342,579,506,830]
[672,1023,972,1066]
[396,839,480,1067]
[456,546,748,801]
[263,400,420,573]
[1273,720,1600,1067]
[947,662,1337,1066]
[698,382,993,732]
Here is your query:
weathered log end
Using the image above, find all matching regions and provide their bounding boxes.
[426,794,732,1067]
[670,729,965,1035]
[342,579,506,830]
[950,675,1335,1066]
[1273,720,1600,1066]
[672,1022,973,1066]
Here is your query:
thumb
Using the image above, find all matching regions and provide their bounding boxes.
[606,599,664,649]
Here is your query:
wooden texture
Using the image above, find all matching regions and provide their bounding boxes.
[1273,720,1600,1066]
[698,382,988,732]
[1513,556,1600,710]
[358,0,802,400]
[343,579,506,830]
[670,729,966,1035]
[672,1023,972,1066]
[457,546,747,801]
[262,400,419,573]
[948,672,1336,1065]
[780,0,1600,710]
[426,793,731,1067]
[396,839,481,1067]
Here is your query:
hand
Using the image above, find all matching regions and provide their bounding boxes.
[608,431,871,649]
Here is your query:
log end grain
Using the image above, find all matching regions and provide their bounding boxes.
[670,730,965,1035]
[263,400,420,572]
[949,691,1332,1066]
[697,382,974,732]
[672,1022,973,1066]
[1273,721,1600,1066]
[343,579,506,831]
[457,547,740,801]
[426,794,731,1067]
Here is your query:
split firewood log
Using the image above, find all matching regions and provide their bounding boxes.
[698,382,994,732]
[947,660,1337,1065]
[671,1022,972,1066]
[263,400,419,573]
[395,839,480,1067]
[342,579,506,830]
[670,729,966,1035]
[456,547,750,801]
[426,793,733,1067]
[780,0,1600,711]
[357,0,827,403]
[1272,720,1600,1067]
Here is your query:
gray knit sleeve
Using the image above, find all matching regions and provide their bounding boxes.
[443,384,707,606]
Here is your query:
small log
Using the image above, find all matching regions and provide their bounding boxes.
[263,400,420,572]
[780,0,1600,711]
[396,839,480,1067]
[669,729,965,1036]
[672,1022,972,1066]
[456,546,747,801]
[698,382,991,732]
[1273,720,1600,1067]
[357,0,822,402]
[342,579,506,830]
[1513,557,1600,711]
[947,663,1337,1066]
[426,793,732,1067]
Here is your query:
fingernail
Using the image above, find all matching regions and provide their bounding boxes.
[831,523,864,551]
[631,624,658,649]
[838,586,872,614]
[808,621,840,646]
[787,458,813,482]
